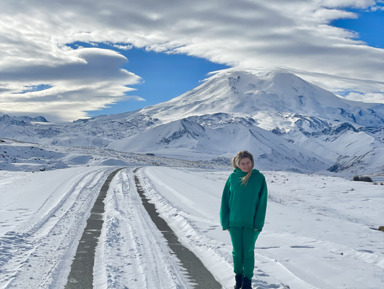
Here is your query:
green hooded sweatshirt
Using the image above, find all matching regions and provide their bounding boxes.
[220,168,268,231]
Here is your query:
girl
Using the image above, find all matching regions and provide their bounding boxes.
[220,151,268,289]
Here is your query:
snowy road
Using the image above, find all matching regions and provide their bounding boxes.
[1,166,384,288]
[133,169,221,288]
[0,166,115,288]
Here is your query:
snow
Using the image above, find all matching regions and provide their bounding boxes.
[93,168,190,288]
[0,166,115,288]
[1,67,384,288]
[106,115,331,173]
[138,68,384,128]
[139,167,384,289]
[1,165,383,288]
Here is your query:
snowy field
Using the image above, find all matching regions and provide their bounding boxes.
[1,165,384,289]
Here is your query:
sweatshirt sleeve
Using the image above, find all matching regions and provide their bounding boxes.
[253,176,268,231]
[220,177,231,230]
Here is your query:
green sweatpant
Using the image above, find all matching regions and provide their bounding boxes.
[229,226,260,279]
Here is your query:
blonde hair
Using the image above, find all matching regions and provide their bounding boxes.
[232,150,254,185]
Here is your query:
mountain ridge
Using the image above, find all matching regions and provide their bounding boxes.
[1,68,384,175]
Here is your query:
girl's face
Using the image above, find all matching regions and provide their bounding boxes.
[238,157,253,173]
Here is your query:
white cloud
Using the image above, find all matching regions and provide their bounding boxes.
[0,0,384,121]
[0,48,141,121]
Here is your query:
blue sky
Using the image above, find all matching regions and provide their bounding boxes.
[331,7,384,48]
[1,0,384,122]
[78,44,229,117]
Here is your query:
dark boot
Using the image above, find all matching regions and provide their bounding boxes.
[234,274,243,289]
[242,276,252,289]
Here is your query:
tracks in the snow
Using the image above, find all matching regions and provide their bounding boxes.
[133,168,222,289]
[0,167,112,289]
[65,167,221,288]
[65,168,123,289]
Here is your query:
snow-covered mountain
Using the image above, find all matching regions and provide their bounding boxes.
[138,69,384,127]
[107,114,330,172]
[1,68,384,175]
[0,114,48,124]
[106,69,384,174]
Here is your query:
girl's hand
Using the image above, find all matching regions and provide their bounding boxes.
[254,229,258,231]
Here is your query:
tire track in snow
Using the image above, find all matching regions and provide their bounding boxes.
[0,167,114,289]
[134,168,222,289]
[93,169,192,289]
[93,168,191,288]
[65,168,123,289]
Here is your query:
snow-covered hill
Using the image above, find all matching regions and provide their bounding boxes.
[1,68,384,174]
[107,114,330,172]
[0,138,67,171]
[0,137,232,172]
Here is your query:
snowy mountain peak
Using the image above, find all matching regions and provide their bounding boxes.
[139,69,384,127]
